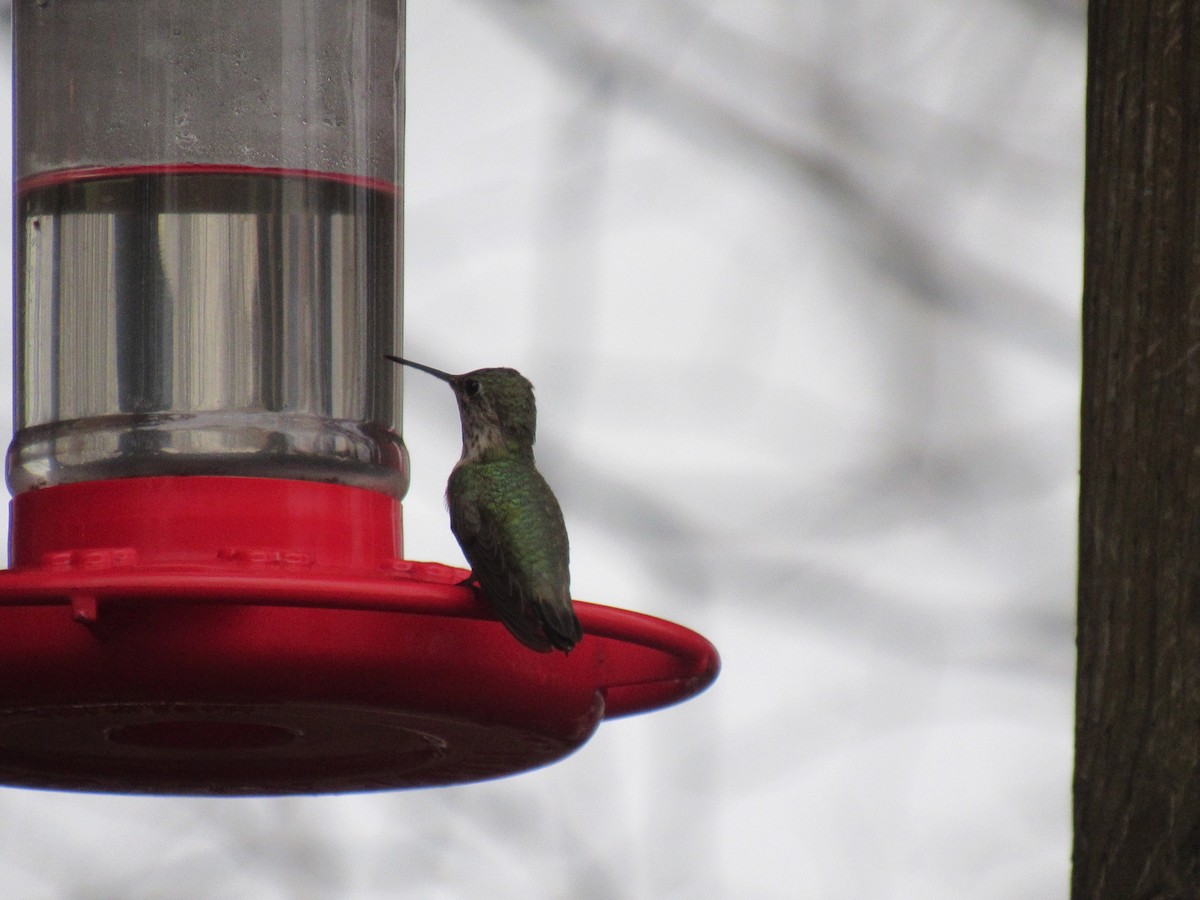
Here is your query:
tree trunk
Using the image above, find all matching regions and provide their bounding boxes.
[1076,3,1200,897]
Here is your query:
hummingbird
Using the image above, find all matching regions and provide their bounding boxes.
[387,355,583,653]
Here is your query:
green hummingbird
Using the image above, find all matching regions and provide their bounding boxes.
[387,355,583,653]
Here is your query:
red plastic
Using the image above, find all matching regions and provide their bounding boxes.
[17,164,400,198]
[0,477,719,795]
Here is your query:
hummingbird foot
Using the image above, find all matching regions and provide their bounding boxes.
[458,574,487,609]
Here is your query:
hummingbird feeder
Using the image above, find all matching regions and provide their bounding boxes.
[0,2,718,794]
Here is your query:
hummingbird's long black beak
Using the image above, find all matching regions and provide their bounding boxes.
[385,355,456,383]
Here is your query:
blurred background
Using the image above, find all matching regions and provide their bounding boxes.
[0,0,1080,897]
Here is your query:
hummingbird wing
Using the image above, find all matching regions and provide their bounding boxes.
[447,460,583,653]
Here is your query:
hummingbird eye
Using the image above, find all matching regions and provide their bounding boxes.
[463,378,482,397]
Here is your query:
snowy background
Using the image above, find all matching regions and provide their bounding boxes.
[0,1,1080,897]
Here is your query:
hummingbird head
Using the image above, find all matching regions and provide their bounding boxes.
[387,356,537,461]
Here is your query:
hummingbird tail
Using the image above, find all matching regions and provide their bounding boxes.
[538,602,584,654]
[479,581,583,654]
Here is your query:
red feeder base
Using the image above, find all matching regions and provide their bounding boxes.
[0,477,719,795]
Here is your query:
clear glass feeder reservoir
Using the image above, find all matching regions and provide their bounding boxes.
[0,0,719,796]
[11,0,405,497]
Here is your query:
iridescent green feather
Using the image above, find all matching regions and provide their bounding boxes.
[448,458,580,652]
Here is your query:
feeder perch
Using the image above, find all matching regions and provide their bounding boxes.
[0,1,719,794]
